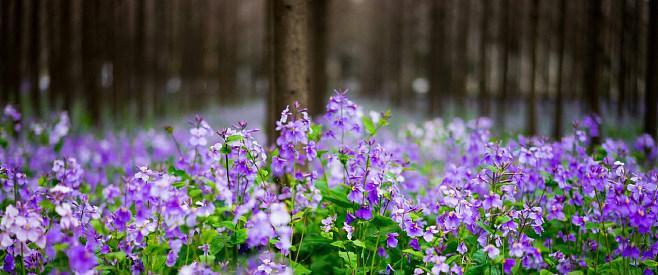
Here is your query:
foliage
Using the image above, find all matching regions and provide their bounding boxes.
[1,90,658,274]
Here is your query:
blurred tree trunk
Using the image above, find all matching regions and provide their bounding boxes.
[135,0,147,120]
[617,0,628,118]
[309,0,329,117]
[267,0,310,145]
[553,0,566,139]
[497,0,510,129]
[29,0,41,116]
[0,0,7,103]
[478,0,489,117]
[388,0,403,108]
[428,0,446,117]
[5,0,23,104]
[82,0,101,123]
[153,0,168,118]
[527,0,539,136]
[454,0,470,112]
[218,0,238,104]
[584,0,601,117]
[645,0,657,138]
[630,0,641,116]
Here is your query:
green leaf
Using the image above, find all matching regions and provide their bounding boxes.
[338,251,357,269]
[362,116,376,136]
[104,251,127,261]
[567,271,584,275]
[226,134,244,143]
[471,250,487,265]
[539,270,555,275]
[402,249,424,259]
[352,240,366,248]
[331,240,346,249]
[199,255,215,265]
[291,261,313,275]
[477,220,494,235]
[320,231,334,240]
[644,260,658,267]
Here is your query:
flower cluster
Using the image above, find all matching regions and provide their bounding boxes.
[1,92,658,274]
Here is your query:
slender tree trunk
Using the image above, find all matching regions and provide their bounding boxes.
[388,0,404,108]
[29,0,41,116]
[645,0,658,138]
[584,0,602,116]
[527,0,539,136]
[7,0,23,104]
[455,0,471,111]
[497,0,510,129]
[268,0,310,145]
[428,0,446,117]
[309,0,329,117]
[82,0,101,123]
[0,0,8,103]
[478,0,490,117]
[617,0,628,118]
[630,0,641,116]
[553,0,567,139]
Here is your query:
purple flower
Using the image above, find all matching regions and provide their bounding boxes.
[355,206,372,220]
[386,233,399,248]
[405,220,424,237]
[484,245,500,259]
[377,247,387,257]
[343,222,354,240]
[67,245,97,273]
[503,258,516,273]
[409,238,420,251]
[113,207,131,231]
[3,253,14,273]
[457,242,468,255]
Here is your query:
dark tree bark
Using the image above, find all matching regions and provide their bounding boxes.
[388,0,404,108]
[454,0,471,111]
[82,0,101,123]
[478,0,490,117]
[29,0,41,116]
[6,0,23,104]
[617,0,628,118]
[553,0,567,139]
[267,0,311,145]
[428,0,446,117]
[497,0,510,129]
[527,0,539,136]
[309,0,329,117]
[630,0,641,116]
[218,0,238,104]
[584,0,601,116]
[0,0,8,104]
[645,0,658,138]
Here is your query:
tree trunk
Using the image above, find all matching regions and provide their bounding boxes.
[455,0,471,112]
[82,0,101,123]
[584,0,601,116]
[527,0,539,136]
[645,0,658,138]
[268,0,310,145]
[29,0,41,116]
[428,0,446,117]
[497,0,510,129]
[478,0,490,117]
[553,0,567,139]
[309,0,329,117]
[617,0,628,118]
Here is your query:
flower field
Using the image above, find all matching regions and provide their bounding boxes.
[1,90,658,274]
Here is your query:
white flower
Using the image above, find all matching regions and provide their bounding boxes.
[269,203,290,226]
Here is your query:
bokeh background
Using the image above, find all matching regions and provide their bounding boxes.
[0,0,656,140]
